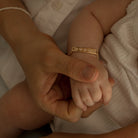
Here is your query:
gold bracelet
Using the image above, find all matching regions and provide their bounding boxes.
[69,47,99,59]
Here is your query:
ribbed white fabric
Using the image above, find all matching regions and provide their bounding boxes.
[100,0,138,128]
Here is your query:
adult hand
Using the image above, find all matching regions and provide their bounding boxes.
[0,1,109,122]
[40,74,107,122]
[18,33,99,121]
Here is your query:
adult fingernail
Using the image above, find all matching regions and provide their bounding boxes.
[82,65,98,81]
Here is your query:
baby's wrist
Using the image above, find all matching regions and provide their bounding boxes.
[70,52,99,66]
[68,47,99,59]
[68,46,99,64]
[68,47,99,62]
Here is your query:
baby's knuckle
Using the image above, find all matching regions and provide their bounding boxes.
[82,97,90,103]
[93,92,102,102]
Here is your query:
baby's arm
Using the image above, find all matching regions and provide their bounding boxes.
[68,0,132,110]
[68,0,132,50]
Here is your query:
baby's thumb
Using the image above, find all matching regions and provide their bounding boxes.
[55,55,98,82]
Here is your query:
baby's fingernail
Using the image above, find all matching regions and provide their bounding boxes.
[88,102,95,107]
[83,106,87,111]
[82,65,98,81]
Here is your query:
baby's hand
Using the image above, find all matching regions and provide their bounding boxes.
[70,53,113,111]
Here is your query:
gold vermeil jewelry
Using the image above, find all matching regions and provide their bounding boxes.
[69,47,99,59]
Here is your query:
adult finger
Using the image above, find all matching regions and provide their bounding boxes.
[81,101,103,118]
[52,52,99,82]
[39,84,82,122]
[62,55,98,82]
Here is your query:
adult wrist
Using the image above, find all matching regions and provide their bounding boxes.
[0,11,38,46]
[0,8,54,61]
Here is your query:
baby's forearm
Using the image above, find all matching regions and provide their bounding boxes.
[68,0,131,55]
[67,5,104,54]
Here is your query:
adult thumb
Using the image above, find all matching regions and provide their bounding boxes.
[54,54,98,82]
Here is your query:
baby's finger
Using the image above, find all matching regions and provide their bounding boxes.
[72,89,87,111]
[89,84,102,103]
[80,88,94,107]
[101,82,112,104]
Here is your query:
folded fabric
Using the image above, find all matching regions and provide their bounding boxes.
[23,0,79,36]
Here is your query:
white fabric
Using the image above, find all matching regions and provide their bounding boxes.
[23,0,80,36]
[100,0,138,128]
[0,36,25,89]
[0,0,137,135]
